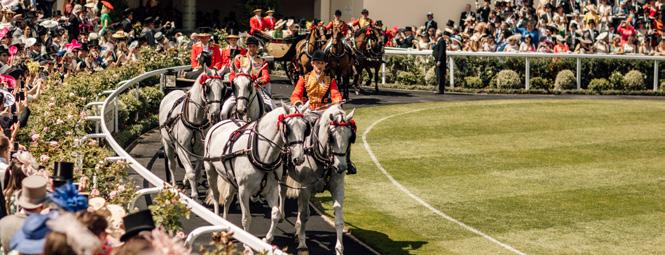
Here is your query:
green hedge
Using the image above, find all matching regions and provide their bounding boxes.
[382,55,665,92]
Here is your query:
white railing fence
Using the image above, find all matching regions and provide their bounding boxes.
[83,65,285,254]
[382,47,665,91]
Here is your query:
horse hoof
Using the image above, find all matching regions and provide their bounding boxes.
[297,248,309,255]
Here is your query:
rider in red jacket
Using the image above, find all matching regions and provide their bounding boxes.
[249,9,264,35]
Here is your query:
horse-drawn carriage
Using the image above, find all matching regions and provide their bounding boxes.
[254,32,307,85]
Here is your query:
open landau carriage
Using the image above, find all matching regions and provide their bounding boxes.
[254,30,307,85]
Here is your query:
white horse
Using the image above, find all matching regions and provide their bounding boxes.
[159,68,225,198]
[220,58,270,122]
[284,104,356,255]
[204,103,309,243]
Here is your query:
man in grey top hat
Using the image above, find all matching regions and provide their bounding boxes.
[0,175,48,254]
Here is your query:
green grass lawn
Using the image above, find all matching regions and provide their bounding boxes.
[317,99,665,255]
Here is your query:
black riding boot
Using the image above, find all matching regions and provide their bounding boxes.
[346,156,357,175]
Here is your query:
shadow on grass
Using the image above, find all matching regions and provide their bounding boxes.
[316,195,428,254]
[347,222,428,255]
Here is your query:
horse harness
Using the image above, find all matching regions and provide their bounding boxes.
[204,113,307,196]
[160,75,224,158]
[283,112,357,192]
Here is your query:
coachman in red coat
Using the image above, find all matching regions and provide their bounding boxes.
[220,34,247,70]
[190,33,222,70]
[262,9,276,31]
[249,9,264,35]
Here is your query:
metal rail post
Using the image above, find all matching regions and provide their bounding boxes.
[381,62,386,85]
[576,57,582,90]
[654,60,659,91]
[449,56,454,88]
[525,57,530,90]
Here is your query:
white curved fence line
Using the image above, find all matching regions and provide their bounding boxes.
[382,47,665,91]
[95,65,284,254]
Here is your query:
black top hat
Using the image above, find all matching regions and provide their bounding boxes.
[446,19,455,27]
[311,50,325,61]
[120,209,155,242]
[52,162,74,182]
[246,36,259,45]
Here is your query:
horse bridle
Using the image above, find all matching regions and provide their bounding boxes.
[309,113,356,166]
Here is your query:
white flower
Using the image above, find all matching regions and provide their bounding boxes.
[39,154,50,163]
[49,141,59,147]
[56,119,64,125]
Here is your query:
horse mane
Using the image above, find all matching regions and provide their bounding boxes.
[319,104,344,127]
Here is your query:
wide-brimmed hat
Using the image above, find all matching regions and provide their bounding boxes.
[18,175,48,209]
[39,19,58,28]
[120,209,155,242]
[73,4,83,14]
[154,32,164,40]
[111,30,127,39]
[52,161,74,184]
[88,32,99,40]
[508,34,522,41]
[9,213,52,254]
[596,31,608,41]
[85,0,96,8]
[274,19,286,30]
[24,37,36,47]
[252,8,262,13]
[266,9,275,14]
[226,34,240,40]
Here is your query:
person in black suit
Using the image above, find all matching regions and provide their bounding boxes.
[432,35,446,94]
[425,12,438,31]
[459,4,475,30]
[121,10,134,33]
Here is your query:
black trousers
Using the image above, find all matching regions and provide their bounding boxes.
[436,65,446,94]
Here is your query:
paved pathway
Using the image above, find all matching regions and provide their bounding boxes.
[128,76,664,254]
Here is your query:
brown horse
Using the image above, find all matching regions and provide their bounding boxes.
[324,27,355,100]
[353,27,384,93]
[294,26,326,79]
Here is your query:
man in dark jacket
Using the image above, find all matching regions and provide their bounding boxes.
[121,10,134,33]
[432,35,446,94]
[424,12,438,31]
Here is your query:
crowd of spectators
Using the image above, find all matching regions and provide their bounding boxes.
[0,0,197,254]
[388,0,665,55]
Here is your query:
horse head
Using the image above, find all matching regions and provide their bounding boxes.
[279,102,310,166]
[197,68,225,123]
[321,105,356,173]
[231,61,255,117]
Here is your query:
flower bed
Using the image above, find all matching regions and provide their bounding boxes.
[19,48,190,229]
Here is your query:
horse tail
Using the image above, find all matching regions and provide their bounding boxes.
[205,176,233,205]
[285,173,302,199]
